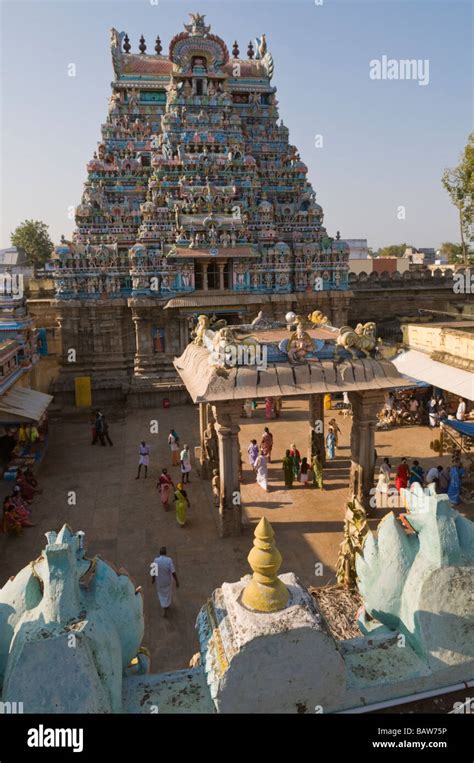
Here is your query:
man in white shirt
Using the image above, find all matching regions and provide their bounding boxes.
[151,547,179,617]
[180,443,192,484]
[456,398,466,421]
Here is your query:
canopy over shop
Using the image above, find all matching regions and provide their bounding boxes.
[0,387,53,479]
[393,349,474,402]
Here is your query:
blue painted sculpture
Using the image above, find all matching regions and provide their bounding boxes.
[356,485,474,667]
[0,525,147,713]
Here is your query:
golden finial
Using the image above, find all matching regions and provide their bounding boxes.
[241,517,289,612]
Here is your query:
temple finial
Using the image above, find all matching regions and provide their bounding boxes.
[232,40,240,58]
[247,41,254,59]
[139,35,147,54]
[123,33,131,54]
[155,35,162,55]
[241,517,289,612]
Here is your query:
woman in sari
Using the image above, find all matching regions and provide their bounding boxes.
[265,397,273,420]
[247,439,259,470]
[289,444,301,480]
[447,461,465,505]
[328,418,342,447]
[23,467,41,492]
[260,427,273,463]
[10,487,32,520]
[409,460,424,487]
[16,469,38,502]
[326,428,336,461]
[311,451,324,490]
[158,468,174,511]
[282,450,294,488]
[395,458,410,493]
[2,497,34,533]
[376,458,391,492]
[375,458,391,508]
[168,429,180,466]
[174,482,190,528]
[255,450,269,492]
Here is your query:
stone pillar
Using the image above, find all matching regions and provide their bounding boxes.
[308,393,326,465]
[218,262,225,290]
[56,307,80,367]
[199,402,209,478]
[347,390,385,513]
[131,309,155,375]
[212,400,242,537]
[202,261,209,291]
[178,317,189,354]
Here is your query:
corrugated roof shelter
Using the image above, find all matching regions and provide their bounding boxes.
[0,387,53,423]
[174,343,413,403]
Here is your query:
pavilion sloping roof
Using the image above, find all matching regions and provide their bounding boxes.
[174,344,412,403]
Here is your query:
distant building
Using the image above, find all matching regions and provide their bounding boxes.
[343,239,369,259]
[394,321,474,402]
[417,248,436,265]
[403,247,436,266]
[0,248,34,280]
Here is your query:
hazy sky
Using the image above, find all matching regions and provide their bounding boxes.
[0,0,472,250]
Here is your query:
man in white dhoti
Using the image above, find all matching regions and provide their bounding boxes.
[151,547,179,617]
[136,440,150,479]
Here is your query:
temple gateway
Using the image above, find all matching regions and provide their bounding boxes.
[51,13,351,405]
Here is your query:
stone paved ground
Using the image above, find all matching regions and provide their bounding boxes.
[0,398,472,674]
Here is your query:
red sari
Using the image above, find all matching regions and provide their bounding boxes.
[260,432,273,460]
[395,463,410,493]
[17,476,35,502]
[10,495,32,520]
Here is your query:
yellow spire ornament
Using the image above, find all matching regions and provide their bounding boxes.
[241,517,289,612]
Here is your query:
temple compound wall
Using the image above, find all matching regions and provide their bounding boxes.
[1,494,473,713]
[30,269,463,405]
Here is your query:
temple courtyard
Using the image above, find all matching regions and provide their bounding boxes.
[0,398,472,674]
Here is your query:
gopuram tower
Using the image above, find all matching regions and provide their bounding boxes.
[51,13,351,405]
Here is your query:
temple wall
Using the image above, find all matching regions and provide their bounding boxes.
[26,271,462,405]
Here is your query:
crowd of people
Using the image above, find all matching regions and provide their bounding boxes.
[380,392,469,430]
[376,455,465,505]
[133,430,194,531]
[246,428,326,493]
[1,468,42,535]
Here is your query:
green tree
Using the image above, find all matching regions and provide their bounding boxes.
[438,241,464,264]
[10,220,54,266]
[442,133,474,264]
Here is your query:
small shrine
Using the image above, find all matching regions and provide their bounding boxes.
[174,312,411,536]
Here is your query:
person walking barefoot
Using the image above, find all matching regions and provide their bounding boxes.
[136,441,150,479]
[180,444,192,484]
[151,547,179,617]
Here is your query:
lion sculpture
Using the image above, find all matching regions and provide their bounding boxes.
[336,322,380,358]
